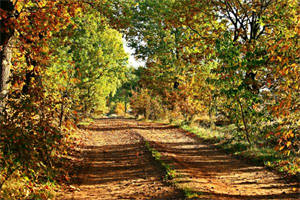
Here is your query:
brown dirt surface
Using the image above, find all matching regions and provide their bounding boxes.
[58,118,299,200]
[58,118,184,200]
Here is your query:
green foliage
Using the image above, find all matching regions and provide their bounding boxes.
[109,66,141,115]
[106,0,299,156]
[47,9,129,116]
[210,32,269,145]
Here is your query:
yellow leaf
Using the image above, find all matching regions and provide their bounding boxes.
[291,63,297,68]
[41,46,49,53]
[279,145,285,151]
[277,56,282,62]
[28,65,34,71]
[286,141,291,147]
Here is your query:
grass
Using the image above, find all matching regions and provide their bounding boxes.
[144,141,204,199]
[77,117,95,126]
[0,171,58,200]
[182,188,203,199]
[144,142,176,181]
[180,123,300,178]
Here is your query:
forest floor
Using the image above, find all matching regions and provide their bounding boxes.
[58,118,299,200]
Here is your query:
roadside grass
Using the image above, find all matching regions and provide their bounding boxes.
[180,124,300,178]
[77,117,95,126]
[182,188,203,199]
[0,171,58,199]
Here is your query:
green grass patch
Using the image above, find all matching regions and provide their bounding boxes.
[144,142,176,181]
[144,141,205,199]
[183,188,203,199]
[77,117,95,126]
[181,125,225,143]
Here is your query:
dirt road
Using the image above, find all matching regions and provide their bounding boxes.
[59,118,299,200]
[60,118,184,200]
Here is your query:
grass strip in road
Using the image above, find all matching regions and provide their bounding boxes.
[144,141,202,199]
[144,142,176,181]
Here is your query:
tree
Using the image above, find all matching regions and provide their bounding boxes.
[0,0,81,191]
[0,0,14,103]
[103,0,298,151]
[46,6,129,118]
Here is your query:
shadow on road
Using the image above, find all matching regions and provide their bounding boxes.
[65,118,299,200]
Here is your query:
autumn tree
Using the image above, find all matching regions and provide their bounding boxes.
[101,0,216,121]
[102,0,298,151]
[0,0,14,104]
[208,0,298,149]
[0,0,81,193]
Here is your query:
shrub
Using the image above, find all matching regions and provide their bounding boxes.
[114,102,126,116]
[130,89,165,120]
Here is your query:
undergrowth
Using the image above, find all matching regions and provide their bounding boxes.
[77,117,95,126]
[0,128,82,199]
[1,175,57,200]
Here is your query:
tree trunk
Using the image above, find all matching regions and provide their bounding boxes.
[209,96,216,130]
[0,38,12,93]
[0,37,13,108]
[59,101,64,128]
[0,0,14,110]
[124,100,127,115]
[237,98,252,146]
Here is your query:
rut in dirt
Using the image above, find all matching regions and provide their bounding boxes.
[60,118,184,200]
[60,118,299,200]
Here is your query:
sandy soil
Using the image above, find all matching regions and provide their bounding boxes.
[59,118,299,200]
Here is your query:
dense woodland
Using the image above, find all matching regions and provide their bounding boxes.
[0,0,299,198]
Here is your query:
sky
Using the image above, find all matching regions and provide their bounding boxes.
[123,39,145,68]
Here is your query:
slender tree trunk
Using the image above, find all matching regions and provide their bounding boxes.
[59,101,64,128]
[0,0,14,111]
[237,98,252,146]
[0,37,12,93]
[209,95,216,129]
[0,37,13,113]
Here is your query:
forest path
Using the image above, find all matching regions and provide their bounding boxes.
[60,118,299,200]
[59,118,184,200]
